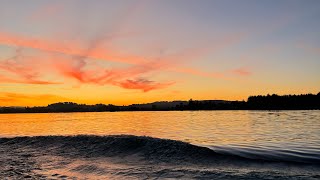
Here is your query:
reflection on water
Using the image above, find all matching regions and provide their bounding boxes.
[0,110,319,150]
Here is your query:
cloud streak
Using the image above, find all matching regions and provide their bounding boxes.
[53,55,174,91]
[0,0,248,92]
[0,31,148,65]
[0,48,59,84]
[0,92,68,105]
[0,31,246,77]
[117,79,175,92]
[0,41,251,91]
[0,49,174,92]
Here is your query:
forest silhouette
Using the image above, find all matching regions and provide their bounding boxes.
[1,93,319,113]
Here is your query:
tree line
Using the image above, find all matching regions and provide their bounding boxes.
[0,92,319,113]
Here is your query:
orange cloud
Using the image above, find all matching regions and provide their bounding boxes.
[0,92,68,104]
[0,28,247,92]
[0,76,59,85]
[0,31,245,77]
[52,55,174,91]
[0,45,250,91]
[0,49,59,84]
[0,48,175,91]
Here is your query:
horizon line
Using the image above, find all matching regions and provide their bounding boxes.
[1,92,319,108]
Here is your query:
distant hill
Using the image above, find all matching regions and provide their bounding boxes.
[0,92,319,113]
[128,101,188,110]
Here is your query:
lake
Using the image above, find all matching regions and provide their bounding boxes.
[0,110,319,179]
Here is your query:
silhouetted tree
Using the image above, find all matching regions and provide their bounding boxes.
[0,92,319,113]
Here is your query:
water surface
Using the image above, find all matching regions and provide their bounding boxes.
[1,110,319,179]
[1,110,319,149]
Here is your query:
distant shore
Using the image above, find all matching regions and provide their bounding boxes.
[1,93,319,114]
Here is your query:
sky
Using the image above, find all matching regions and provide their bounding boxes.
[0,0,320,106]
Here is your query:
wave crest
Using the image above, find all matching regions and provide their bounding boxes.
[0,135,319,164]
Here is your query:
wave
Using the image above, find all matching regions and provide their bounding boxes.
[210,145,320,164]
[0,135,319,165]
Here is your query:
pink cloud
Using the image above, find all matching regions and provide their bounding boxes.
[0,48,174,92]
[52,55,174,91]
[117,79,175,92]
[0,31,245,78]
[0,45,250,91]
[0,0,251,91]
[0,31,148,65]
[231,67,252,76]
[0,25,247,92]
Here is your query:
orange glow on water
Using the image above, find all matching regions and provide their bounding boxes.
[2,111,317,147]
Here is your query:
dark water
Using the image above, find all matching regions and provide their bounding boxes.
[0,110,319,179]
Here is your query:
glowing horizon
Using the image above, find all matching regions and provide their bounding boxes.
[1,0,320,106]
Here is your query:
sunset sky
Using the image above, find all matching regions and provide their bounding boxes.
[0,0,319,106]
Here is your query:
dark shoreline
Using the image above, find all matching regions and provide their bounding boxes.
[1,93,319,114]
[1,109,320,115]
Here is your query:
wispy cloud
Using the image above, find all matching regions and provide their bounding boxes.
[0,30,245,77]
[231,67,252,76]
[0,92,68,104]
[52,55,174,91]
[117,79,175,92]
[0,0,249,92]
[0,40,250,91]
[0,48,59,84]
[0,48,174,91]
[0,31,146,64]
